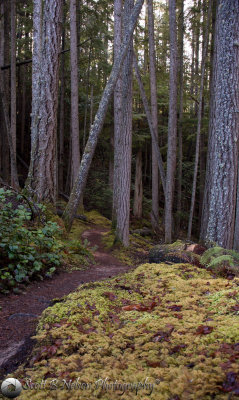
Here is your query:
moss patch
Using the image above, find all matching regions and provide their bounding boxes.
[12,262,239,400]
[84,211,111,227]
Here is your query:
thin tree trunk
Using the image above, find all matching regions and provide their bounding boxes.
[20,65,26,156]
[63,0,145,231]
[176,0,184,234]
[70,0,80,190]
[165,0,178,243]
[115,0,134,246]
[147,0,159,231]
[187,0,212,240]
[200,0,239,249]
[0,77,19,188]
[10,0,17,187]
[112,0,123,227]
[133,53,166,194]
[133,149,143,218]
[90,85,93,127]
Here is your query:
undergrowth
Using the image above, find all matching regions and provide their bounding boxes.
[0,189,62,294]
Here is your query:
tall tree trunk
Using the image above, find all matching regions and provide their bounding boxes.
[0,0,18,188]
[59,0,66,193]
[165,0,178,243]
[133,149,143,218]
[10,0,17,187]
[187,0,212,239]
[115,0,134,246]
[63,0,145,231]
[70,0,80,190]
[26,0,62,203]
[200,0,239,249]
[147,0,159,231]
[176,0,184,234]
[112,0,123,227]
[20,66,26,156]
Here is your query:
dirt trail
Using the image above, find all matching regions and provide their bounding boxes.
[0,226,133,379]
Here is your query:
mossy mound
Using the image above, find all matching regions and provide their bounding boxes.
[84,210,111,227]
[12,262,239,399]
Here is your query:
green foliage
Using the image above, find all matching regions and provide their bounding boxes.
[201,245,239,276]
[0,189,62,293]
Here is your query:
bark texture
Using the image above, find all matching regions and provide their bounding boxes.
[147,0,159,230]
[70,0,80,189]
[26,0,62,203]
[115,0,134,246]
[165,0,178,243]
[200,0,239,248]
[63,0,144,231]
[10,0,17,186]
[112,0,122,226]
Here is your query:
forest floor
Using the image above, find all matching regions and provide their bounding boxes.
[0,224,140,379]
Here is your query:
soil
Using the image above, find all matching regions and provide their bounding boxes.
[0,226,134,379]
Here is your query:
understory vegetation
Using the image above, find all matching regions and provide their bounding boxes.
[15,262,239,399]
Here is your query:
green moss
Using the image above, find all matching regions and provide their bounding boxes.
[84,211,111,227]
[13,263,239,400]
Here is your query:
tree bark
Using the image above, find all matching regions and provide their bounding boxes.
[115,0,134,246]
[59,0,66,193]
[63,0,145,231]
[176,0,184,234]
[70,0,80,189]
[200,0,239,249]
[112,0,123,227]
[147,0,159,231]
[26,0,62,203]
[187,0,212,240]
[165,0,178,243]
[10,0,17,187]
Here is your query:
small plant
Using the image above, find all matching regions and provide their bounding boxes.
[0,188,62,293]
[200,245,239,276]
[63,238,97,267]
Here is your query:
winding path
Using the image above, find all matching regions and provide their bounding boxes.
[0,226,133,379]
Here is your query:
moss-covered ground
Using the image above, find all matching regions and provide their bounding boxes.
[12,261,239,400]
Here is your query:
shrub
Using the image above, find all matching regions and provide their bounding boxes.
[0,188,62,293]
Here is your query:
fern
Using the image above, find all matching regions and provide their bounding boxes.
[207,255,234,269]
[201,245,239,276]
[201,246,224,266]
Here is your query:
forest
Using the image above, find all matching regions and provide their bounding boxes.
[0,0,239,399]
